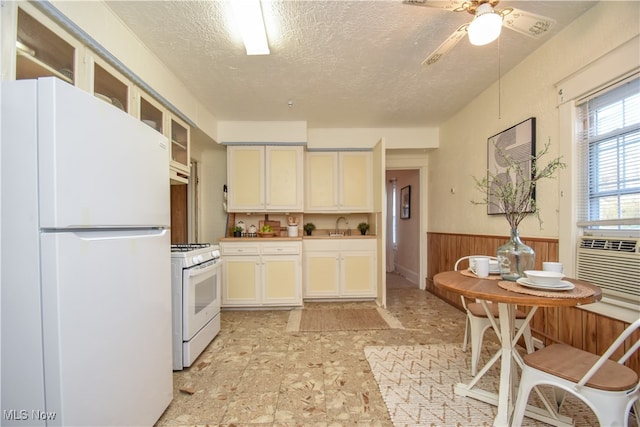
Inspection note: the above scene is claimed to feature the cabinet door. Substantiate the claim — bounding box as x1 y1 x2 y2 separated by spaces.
262 255 301 306
138 93 164 134
227 146 265 211
222 255 260 307
340 251 376 297
169 116 190 178
15 6 78 85
303 252 340 298
339 152 373 212
266 146 303 212
92 58 130 114
305 152 339 212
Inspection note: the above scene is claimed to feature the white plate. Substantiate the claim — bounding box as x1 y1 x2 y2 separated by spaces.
516 278 575 291
142 119 158 130
489 268 500 274
95 93 112 104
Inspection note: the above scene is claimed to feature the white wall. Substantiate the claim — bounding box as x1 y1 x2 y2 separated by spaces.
218 121 307 144
217 123 439 150
308 127 438 150
190 131 227 244
428 2 640 241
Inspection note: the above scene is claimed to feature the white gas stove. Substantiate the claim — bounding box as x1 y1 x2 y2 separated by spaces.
170 243 222 370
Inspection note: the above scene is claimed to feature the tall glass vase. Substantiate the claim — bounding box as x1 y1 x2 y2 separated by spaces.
497 228 535 281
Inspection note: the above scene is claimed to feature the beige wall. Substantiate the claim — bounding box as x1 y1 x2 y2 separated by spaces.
427 2 640 241
190 130 227 244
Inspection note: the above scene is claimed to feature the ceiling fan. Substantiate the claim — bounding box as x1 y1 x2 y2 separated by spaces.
403 0 556 65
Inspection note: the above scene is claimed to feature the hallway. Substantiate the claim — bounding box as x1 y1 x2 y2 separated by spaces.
386 271 420 289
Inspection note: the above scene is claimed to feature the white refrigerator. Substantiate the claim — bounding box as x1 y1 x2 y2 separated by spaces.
1 78 173 426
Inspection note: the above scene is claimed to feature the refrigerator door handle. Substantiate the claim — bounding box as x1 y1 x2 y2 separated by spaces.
54 228 169 240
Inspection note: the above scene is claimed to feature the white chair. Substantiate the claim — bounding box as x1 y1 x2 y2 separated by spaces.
454 256 535 376
511 319 640 427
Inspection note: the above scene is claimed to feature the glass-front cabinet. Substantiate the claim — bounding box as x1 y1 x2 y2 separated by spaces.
93 60 129 113
139 94 164 134
7 2 191 185
169 117 190 183
15 6 77 85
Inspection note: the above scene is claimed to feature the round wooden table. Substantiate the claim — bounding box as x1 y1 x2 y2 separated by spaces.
434 271 602 427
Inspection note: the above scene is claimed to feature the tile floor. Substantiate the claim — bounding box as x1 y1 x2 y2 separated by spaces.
156 273 466 426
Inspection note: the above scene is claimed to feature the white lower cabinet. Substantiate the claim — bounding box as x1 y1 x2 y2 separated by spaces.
221 241 302 308
303 239 376 299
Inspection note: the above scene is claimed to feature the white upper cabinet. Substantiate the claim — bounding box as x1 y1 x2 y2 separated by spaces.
14 6 80 86
227 146 265 211
169 116 190 182
305 151 373 212
227 145 303 212
9 3 191 185
92 58 131 114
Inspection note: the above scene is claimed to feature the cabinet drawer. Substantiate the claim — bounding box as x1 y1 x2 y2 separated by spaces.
340 239 376 251
303 240 338 252
261 242 301 255
220 243 260 255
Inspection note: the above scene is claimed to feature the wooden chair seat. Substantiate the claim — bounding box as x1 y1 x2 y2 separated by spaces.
524 343 638 391
512 319 640 427
466 302 528 319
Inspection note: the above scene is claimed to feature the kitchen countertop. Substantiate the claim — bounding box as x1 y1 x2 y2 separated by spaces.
302 234 376 239
219 235 376 242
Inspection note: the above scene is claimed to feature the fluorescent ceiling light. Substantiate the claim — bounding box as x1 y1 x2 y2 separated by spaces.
231 0 270 55
467 3 502 46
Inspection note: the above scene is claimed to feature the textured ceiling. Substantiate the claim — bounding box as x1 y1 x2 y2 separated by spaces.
105 1 596 128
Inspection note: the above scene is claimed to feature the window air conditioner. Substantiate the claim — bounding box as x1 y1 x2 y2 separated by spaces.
576 236 640 307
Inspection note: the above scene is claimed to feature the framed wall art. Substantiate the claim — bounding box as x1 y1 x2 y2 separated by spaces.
487 117 536 215
400 185 411 219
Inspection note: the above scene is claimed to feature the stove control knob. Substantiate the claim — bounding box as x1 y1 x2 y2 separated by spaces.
192 255 202 264
211 249 221 259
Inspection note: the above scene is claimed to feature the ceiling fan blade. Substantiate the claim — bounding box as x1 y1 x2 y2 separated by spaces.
500 7 556 39
422 23 468 66
402 0 467 11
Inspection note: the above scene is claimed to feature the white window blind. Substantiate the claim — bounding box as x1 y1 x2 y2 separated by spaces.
576 76 640 232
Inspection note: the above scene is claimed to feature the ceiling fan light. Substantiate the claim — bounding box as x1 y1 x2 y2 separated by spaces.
468 4 502 46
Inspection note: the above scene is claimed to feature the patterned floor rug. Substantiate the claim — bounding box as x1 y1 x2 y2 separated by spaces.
364 342 607 427
286 307 403 332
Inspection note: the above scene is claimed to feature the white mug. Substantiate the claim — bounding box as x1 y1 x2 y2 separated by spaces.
471 257 490 278
543 262 564 273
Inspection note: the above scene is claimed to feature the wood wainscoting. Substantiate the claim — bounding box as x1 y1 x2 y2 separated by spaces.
426 232 639 374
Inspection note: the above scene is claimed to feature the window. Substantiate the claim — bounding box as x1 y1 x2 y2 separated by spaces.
577 76 640 233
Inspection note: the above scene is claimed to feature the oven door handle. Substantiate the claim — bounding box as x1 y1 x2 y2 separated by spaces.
187 261 220 277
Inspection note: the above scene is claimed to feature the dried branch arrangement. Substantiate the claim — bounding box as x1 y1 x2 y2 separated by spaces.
472 139 566 229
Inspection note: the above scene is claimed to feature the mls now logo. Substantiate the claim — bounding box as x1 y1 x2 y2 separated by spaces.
3 409 57 421
3 410 28 421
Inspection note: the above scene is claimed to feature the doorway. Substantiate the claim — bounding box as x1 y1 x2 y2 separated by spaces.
385 169 420 286
170 184 187 244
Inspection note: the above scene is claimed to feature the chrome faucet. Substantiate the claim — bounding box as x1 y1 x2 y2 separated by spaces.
335 216 349 235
